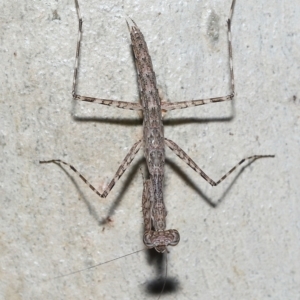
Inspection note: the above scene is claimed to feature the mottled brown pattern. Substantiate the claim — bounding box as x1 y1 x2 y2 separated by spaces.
40 0 274 256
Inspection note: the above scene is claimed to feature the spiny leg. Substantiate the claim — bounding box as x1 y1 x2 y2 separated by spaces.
142 179 153 234
40 139 142 198
165 138 274 187
161 0 236 112
72 0 142 111
142 178 180 253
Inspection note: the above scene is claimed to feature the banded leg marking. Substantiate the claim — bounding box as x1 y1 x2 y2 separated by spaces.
165 138 274 187
72 0 142 111
40 139 142 198
161 1 236 112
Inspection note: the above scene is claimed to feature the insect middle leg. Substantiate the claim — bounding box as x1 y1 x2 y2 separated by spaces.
165 138 275 187
40 139 142 198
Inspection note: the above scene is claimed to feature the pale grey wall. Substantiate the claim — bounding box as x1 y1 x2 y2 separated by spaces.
1 0 299 299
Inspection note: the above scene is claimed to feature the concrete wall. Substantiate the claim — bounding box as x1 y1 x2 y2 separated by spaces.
1 0 299 299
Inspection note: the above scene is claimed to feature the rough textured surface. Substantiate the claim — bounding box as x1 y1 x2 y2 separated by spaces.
1 0 299 299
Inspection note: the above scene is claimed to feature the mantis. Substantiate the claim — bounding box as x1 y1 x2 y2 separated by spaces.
40 0 274 256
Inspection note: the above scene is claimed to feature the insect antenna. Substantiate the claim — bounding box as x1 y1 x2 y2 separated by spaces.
49 248 146 280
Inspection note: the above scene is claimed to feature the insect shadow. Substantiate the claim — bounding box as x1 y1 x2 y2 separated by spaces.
53 117 261 298
145 248 179 296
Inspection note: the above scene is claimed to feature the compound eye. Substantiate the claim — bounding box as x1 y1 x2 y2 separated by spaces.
143 232 154 248
170 230 180 246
